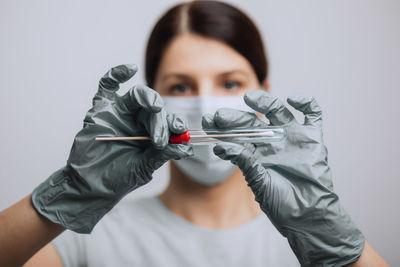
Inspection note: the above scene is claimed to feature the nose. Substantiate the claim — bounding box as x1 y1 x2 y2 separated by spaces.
196 79 214 96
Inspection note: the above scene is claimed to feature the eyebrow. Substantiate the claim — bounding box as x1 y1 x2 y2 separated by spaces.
160 73 192 82
160 69 250 82
217 69 250 78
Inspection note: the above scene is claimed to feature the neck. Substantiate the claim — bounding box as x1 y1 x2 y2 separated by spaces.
159 162 261 229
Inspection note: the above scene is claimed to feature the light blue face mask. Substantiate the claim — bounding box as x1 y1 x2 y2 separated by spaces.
163 96 254 186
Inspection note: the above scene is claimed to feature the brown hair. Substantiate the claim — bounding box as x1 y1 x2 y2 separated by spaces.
145 0 268 88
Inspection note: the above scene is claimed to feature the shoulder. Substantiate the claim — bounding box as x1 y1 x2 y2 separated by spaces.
52 196 165 266
54 196 162 244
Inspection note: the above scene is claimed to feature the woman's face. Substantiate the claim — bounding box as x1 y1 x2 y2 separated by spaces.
153 33 265 96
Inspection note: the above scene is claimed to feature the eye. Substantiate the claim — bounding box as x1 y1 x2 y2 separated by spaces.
169 84 190 94
223 80 240 91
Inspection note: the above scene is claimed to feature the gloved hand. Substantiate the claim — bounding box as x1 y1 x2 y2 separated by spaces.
202 90 365 266
32 64 193 234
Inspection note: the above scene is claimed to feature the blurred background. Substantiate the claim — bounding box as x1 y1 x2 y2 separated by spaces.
0 0 399 264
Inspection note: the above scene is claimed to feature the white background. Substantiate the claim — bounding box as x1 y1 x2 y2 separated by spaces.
1 0 399 265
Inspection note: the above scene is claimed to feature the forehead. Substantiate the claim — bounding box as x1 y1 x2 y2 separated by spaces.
157 33 255 75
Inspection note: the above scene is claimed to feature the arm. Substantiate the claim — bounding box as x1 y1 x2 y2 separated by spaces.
205 90 389 266
0 194 64 267
347 242 389 266
23 243 63 267
1 64 192 266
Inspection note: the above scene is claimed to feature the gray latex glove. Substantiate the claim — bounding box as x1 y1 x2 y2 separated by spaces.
202 90 365 266
32 64 193 233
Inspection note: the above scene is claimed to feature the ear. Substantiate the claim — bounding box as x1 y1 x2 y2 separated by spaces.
261 79 270 92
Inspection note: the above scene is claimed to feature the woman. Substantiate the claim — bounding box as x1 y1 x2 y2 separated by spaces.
0 1 388 266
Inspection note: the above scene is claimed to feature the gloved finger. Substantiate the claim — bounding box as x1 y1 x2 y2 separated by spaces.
163 144 194 160
287 94 323 127
148 109 169 148
134 108 168 148
167 113 188 134
97 64 138 100
119 84 164 113
244 90 295 125
202 108 268 130
201 113 217 129
119 85 167 148
143 144 194 171
213 142 271 188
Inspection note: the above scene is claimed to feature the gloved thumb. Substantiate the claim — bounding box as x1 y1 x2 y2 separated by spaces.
213 142 268 183
142 144 194 172
213 142 272 204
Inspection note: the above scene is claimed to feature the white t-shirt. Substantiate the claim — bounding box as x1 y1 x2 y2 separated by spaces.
52 197 299 267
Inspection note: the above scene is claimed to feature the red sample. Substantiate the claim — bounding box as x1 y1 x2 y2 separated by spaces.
169 130 191 144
